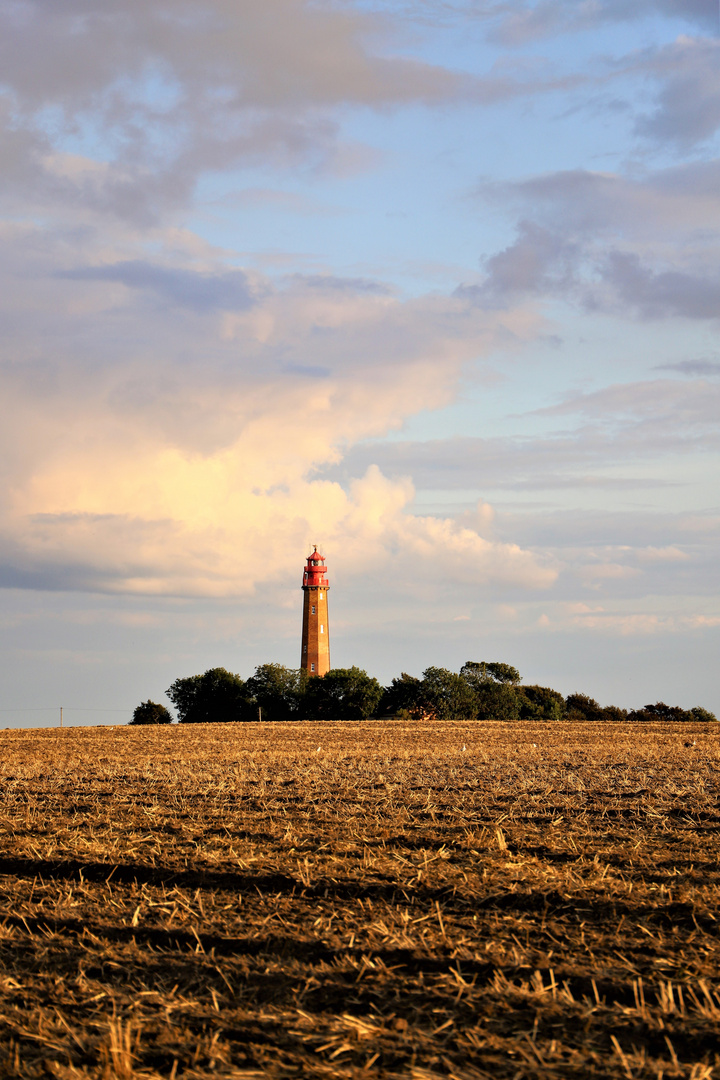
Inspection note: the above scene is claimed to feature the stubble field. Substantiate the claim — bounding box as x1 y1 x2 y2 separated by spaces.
0 720 718 1080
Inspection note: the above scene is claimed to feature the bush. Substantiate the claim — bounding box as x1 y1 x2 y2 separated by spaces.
130 700 173 725
392 707 419 723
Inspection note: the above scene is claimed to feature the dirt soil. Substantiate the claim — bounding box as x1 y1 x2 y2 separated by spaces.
0 720 718 1079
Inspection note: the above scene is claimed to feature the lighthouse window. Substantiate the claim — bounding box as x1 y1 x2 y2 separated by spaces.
319 592 323 599
311 663 315 672
311 605 315 614
320 624 324 634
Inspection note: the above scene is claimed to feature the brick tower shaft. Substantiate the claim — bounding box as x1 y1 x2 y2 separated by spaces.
301 547 330 676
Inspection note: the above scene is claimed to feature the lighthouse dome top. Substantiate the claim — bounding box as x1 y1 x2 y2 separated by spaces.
302 546 330 589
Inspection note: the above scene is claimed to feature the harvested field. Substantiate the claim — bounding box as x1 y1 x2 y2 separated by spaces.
0 720 719 1080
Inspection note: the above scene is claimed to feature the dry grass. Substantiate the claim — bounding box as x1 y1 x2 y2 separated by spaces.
0 720 718 1078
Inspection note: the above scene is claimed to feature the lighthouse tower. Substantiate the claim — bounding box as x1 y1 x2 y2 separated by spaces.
301 547 330 676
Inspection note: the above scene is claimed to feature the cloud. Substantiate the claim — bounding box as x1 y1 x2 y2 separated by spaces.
0 1 461 112
537 378 720 424
0 0 563 227
296 274 393 296
635 546 689 562
464 219 720 321
477 0 718 46
563 610 720 636
485 161 720 240
656 359 720 376
600 251 720 320
284 363 332 378
633 37 720 150
336 377 720 496
0 457 556 599
456 220 580 304
0 222 554 598
471 160 720 320
59 260 258 312
0 0 624 229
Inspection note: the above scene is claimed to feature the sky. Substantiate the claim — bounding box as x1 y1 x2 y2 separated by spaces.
1 0 719 726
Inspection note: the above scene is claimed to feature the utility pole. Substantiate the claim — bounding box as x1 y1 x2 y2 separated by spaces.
60 706 63 728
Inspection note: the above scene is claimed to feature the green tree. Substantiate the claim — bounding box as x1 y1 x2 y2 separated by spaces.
474 680 521 722
567 693 628 721
517 685 565 722
130 700 172 725
690 706 717 723
460 660 521 687
302 667 383 722
378 673 424 717
459 660 521 721
245 663 305 722
166 667 252 724
628 702 692 722
418 667 478 722
566 693 607 722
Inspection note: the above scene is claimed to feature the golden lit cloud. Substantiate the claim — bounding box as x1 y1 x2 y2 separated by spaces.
0 239 554 597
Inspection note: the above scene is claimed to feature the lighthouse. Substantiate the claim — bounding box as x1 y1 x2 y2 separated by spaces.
301 547 330 676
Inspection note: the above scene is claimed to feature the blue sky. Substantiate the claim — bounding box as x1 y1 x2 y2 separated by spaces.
0 0 718 725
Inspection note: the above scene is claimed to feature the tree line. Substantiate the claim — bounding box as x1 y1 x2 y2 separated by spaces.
131 661 716 725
